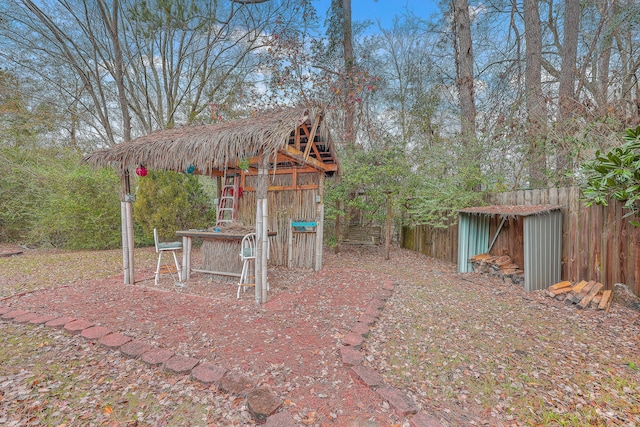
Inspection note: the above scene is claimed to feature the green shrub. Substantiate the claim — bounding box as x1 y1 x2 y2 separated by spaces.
580 125 640 226
0 147 123 248
133 170 215 240
27 157 122 249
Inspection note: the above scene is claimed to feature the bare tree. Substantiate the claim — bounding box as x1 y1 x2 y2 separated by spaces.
452 0 476 140
0 0 310 146
524 0 547 187
556 0 581 183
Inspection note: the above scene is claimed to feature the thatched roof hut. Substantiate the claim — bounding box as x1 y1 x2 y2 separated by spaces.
84 106 337 176
84 106 338 303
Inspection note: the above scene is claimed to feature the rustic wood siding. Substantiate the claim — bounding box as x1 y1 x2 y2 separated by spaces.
402 187 640 295
401 216 458 263
239 172 320 268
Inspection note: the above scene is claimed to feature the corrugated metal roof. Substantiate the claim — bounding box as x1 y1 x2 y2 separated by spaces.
458 204 562 217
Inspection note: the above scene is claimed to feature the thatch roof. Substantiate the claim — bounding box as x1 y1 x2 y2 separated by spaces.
84 106 334 175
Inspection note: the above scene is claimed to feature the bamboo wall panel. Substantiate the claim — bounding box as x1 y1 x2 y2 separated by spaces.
403 187 640 295
238 172 320 269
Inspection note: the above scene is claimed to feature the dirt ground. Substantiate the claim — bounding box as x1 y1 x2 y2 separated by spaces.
1 243 640 426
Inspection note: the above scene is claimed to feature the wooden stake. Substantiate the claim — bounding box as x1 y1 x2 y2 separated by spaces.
598 289 613 311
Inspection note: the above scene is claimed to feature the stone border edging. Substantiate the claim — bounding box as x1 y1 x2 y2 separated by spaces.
0 277 443 426
339 280 444 427
0 306 282 421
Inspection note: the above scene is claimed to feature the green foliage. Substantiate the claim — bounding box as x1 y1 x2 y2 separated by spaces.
0 70 58 149
407 141 486 227
580 125 640 225
30 165 122 249
325 145 413 225
133 170 215 240
0 148 47 241
0 147 122 248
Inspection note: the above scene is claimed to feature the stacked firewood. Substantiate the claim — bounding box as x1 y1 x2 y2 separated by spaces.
546 280 613 311
470 253 524 285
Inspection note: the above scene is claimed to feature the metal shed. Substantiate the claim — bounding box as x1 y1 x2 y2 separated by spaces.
458 205 563 292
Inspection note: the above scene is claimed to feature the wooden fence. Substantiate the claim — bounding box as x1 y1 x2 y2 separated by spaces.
401 187 640 296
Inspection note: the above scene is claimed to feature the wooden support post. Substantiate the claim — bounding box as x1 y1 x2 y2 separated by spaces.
288 219 293 268
261 197 268 303
385 193 391 261
120 201 130 284
126 198 134 282
315 203 324 271
315 173 324 271
255 162 268 304
120 170 134 285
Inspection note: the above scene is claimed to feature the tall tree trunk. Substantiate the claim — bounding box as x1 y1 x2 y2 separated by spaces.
452 0 476 140
334 0 355 253
557 0 580 184
342 0 355 145
524 0 547 187
597 0 614 114
97 0 131 142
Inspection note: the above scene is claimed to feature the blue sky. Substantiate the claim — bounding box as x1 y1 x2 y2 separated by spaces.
313 0 440 30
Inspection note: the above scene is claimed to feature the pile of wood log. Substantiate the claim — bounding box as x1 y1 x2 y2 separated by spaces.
469 253 524 285
546 280 613 311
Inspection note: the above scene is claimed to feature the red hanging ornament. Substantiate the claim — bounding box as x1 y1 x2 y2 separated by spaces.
135 165 147 177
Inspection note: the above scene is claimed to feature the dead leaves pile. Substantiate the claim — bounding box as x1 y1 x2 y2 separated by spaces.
355 248 640 426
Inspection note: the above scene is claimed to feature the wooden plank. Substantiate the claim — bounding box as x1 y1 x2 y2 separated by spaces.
548 280 572 291
578 282 603 309
569 280 597 304
547 286 574 297
470 253 491 261
303 115 320 159
570 280 589 293
598 289 613 310
565 280 590 304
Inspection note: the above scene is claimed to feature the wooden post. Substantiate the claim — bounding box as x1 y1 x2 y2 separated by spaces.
126 197 134 281
255 194 263 304
120 201 130 284
261 197 268 303
255 162 268 304
315 173 325 271
315 203 324 270
120 170 134 284
385 193 391 261
288 219 293 268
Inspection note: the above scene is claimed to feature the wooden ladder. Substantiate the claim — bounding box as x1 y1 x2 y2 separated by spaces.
216 172 239 226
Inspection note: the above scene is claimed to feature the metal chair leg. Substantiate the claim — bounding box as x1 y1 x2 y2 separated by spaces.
155 252 163 285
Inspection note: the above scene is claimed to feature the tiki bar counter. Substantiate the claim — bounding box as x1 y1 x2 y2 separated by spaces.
84 106 338 303
176 227 276 282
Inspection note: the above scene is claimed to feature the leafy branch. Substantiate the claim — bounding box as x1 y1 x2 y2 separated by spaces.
580 125 640 226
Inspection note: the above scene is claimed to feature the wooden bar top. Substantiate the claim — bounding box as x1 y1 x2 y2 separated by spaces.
176 229 276 240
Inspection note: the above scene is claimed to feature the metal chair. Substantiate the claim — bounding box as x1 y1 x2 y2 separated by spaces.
154 228 182 286
237 232 256 298
237 232 271 298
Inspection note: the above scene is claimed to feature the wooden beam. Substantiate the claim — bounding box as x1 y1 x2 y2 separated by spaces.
303 115 320 160
244 184 320 192
242 166 319 176
282 145 338 172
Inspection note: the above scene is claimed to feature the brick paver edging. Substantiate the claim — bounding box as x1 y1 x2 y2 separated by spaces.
0 278 440 425
339 280 445 427
0 305 282 421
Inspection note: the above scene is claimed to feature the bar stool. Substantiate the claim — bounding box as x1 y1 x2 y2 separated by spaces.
154 228 182 285
237 233 256 298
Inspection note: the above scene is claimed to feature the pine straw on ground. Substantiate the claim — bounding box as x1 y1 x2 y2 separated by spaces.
1 243 640 426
